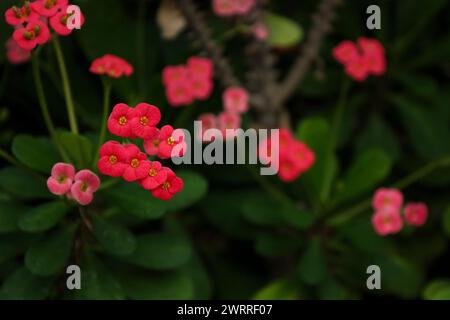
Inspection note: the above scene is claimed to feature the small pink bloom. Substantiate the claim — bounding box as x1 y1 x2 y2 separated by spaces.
5 4 39 26
151 168 183 201
358 37 384 58
166 81 194 107
223 87 249 114
70 169 100 206
372 208 403 236
6 38 31 65
107 103 134 138
143 129 161 156
31 0 68 17
49 8 85 36
404 202 428 226
190 77 213 100
47 162 75 195
218 111 241 139
212 0 235 16
197 113 218 142
252 22 268 40
187 56 213 80
97 141 127 177
288 140 315 172
129 103 161 139
278 157 301 183
233 0 256 15
90 54 134 78
162 65 189 86
122 144 151 182
333 40 359 65
372 188 403 212
157 125 186 159
139 161 167 190
13 20 51 51
345 56 370 82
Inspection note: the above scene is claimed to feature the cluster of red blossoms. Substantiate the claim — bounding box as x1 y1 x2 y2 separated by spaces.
97 103 185 201
162 56 214 107
371 188 428 236
259 128 315 183
213 0 256 16
333 37 386 81
4 0 84 52
90 54 134 79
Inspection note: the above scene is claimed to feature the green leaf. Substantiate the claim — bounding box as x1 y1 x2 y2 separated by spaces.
59 131 93 168
442 205 450 237
423 279 450 300
12 135 59 174
265 12 303 48
0 201 25 234
124 233 191 270
166 171 208 211
104 183 167 220
297 117 338 204
0 167 51 200
91 215 136 257
0 267 54 300
297 238 327 286
333 149 391 205
25 225 76 276
253 278 300 300
0 234 35 264
254 232 301 258
19 201 68 233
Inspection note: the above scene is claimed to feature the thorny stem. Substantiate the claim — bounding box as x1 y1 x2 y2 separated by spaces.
92 78 112 169
31 53 69 162
326 155 450 227
276 0 344 107
52 36 79 134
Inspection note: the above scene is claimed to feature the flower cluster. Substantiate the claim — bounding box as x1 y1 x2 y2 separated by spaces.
333 37 386 81
371 188 428 236
47 163 100 206
163 56 214 107
212 0 255 16
259 128 315 183
5 0 85 52
90 54 134 78
98 103 185 201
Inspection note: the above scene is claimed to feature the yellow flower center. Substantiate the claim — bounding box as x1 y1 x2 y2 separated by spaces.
80 182 88 192
162 182 170 191
118 116 127 125
57 175 67 184
167 137 175 146
140 116 148 126
148 168 157 177
45 0 57 9
109 155 117 164
130 158 139 168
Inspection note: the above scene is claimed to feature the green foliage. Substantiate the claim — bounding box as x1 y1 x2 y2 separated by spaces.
19 202 69 233
59 132 93 168
12 135 59 174
265 13 303 48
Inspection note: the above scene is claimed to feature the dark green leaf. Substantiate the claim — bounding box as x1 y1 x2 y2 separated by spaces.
59 131 93 168
0 234 35 264
0 201 25 234
253 278 300 300
19 201 68 233
0 267 54 300
0 167 51 200
166 170 208 211
12 135 59 174
297 238 327 285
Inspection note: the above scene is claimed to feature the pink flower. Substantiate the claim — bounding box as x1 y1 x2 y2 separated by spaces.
197 113 217 142
107 103 134 138
218 111 241 139
190 77 213 100
47 162 75 195
49 8 85 36
223 87 249 114
278 157 301 183
289 140 315 172
332 40 359 65
129 103 161 139
143 130 161 156
157 125 186 159
187 56 213 80
358 38 386 76
162 65 189 86
166 81 194 107
233 0 256 15
12 20 51 51
31 0 68 17
372 188 403 212
5 4 39 26
404 202 428 226
212 0 235 16
70 169 101 206
151 168 183 200
122 144 151 182
90 54 134 78
345 56 370 82
6 37 31 65
372 208 403 236
97 141 127 177
252 22 268 40
139 161 167 190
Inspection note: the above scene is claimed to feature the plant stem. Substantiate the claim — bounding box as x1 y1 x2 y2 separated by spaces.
92 78 112 169
329 78 351 150
326 155 450 227
52 36 78 134
31 53 69 162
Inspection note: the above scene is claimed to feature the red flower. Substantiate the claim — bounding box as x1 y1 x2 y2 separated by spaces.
139 161 167 190
223 86 249 114
289 140 315 172
47 162 75 195
97 141 127 177
372 208 403 236
90 54 134 78
122 144 151 182
162 65 189 86
404 202 428 226
358 38 386 75
49 8 85 36
190 77 213 100
197 113 218 142
187 56 213 80
107 103 134 138
13 19 51 51
157 125 186 159
166 81 194 107
143 129 161 156
151 168 183 200
129 103 161 139
5 3 39 26
372 188 403 212
332 40 359 65
218 111 241 139
345 56 369 82
31 0 68 17
6 37 31 65
70 169 101 206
